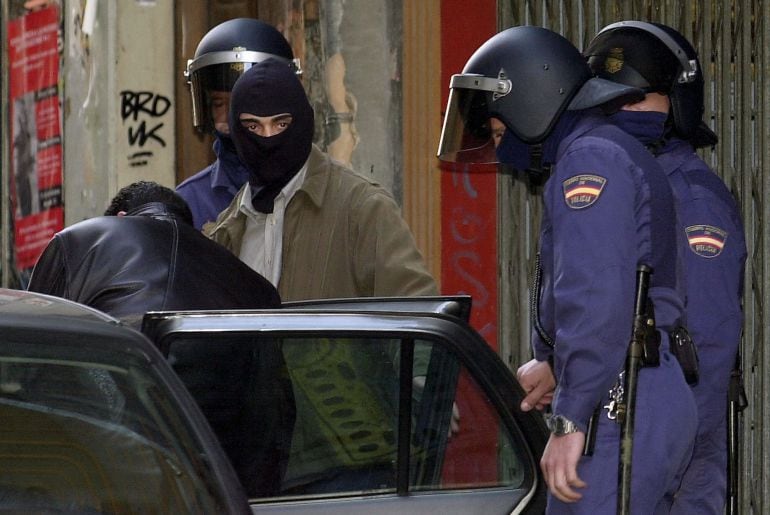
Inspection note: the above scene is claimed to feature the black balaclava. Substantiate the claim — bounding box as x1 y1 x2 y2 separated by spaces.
229 59 314 212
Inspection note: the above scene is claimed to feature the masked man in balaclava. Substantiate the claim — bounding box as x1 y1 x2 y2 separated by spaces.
204 58 437 495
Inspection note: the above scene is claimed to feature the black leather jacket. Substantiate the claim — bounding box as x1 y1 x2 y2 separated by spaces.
27 202 280 328
27 202 292 497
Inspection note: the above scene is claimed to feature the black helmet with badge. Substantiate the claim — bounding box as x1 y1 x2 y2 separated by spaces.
583 21 717 147
437 25 645 164
186 18 300 132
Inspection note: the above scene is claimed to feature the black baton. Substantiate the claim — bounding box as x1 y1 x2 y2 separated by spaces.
617 264 656 515
727 351 748 514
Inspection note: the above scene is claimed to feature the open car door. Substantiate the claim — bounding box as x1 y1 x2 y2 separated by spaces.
142 296 547 514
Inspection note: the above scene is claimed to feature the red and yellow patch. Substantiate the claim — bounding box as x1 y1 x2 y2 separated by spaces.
562 174 607 209
686 224 727 258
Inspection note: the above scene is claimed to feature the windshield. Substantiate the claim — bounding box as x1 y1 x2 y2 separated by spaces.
0 339 230 514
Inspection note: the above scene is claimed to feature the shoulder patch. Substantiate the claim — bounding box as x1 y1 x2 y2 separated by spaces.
685 225 728 258
562 174 607 209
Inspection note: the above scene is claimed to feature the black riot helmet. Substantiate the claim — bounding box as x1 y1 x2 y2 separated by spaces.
437 26 645 163
186 18 300 132
584 21 717 147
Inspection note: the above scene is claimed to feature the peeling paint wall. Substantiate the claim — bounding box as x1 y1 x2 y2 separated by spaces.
63 0 175 225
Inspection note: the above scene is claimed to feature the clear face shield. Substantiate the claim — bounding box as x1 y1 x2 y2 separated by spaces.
186 50 301 132
436 73 512 164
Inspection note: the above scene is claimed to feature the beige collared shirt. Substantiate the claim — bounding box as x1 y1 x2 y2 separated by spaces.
238 163 308 286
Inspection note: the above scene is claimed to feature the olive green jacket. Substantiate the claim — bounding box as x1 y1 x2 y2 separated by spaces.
204 145 437 301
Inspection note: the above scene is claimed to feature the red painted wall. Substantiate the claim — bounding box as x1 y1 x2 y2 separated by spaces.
439 0 499 484
439 0 498 351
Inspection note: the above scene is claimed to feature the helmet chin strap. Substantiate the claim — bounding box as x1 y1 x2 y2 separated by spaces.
645 133 669 156
525 144 552 186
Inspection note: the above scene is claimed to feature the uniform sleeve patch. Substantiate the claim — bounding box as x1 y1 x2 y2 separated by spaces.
562 174 607 209
686 224 728 258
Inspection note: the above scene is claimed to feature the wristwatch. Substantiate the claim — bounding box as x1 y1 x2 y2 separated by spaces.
547 414 580 435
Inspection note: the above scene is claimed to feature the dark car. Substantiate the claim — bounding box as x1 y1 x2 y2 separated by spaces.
0 289 250 514
0 290 546 514
142 296 549 514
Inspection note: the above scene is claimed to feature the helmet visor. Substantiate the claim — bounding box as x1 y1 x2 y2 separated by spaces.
437 74 508 164
189 62 255 131
187 51 300 131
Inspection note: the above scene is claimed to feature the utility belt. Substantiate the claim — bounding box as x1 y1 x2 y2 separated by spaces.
603 326 699 423
531 254 697 385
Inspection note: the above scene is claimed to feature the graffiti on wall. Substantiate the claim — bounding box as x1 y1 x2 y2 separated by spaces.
444 163 497 343
119 90 170 167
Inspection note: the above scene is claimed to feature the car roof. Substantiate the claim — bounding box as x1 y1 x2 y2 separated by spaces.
0 288 118 323
0 288 156 364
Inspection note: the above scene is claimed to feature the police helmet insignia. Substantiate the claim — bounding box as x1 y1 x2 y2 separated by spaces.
562 174 607 209
230 46 247 73
686 224 727 258
605 47 624 74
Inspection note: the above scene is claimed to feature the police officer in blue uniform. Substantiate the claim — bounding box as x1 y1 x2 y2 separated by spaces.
177 18 300 229
437 25 697 513
585 22 747 514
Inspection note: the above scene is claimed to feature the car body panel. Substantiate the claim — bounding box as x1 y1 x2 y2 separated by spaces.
253 488 533 514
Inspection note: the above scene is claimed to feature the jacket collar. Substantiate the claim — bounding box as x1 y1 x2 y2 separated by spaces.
126 202 187 223
203 144 329 235
204 187 248 237
294 144 329 209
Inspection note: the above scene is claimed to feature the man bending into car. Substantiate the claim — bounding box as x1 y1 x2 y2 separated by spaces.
27 180 294 498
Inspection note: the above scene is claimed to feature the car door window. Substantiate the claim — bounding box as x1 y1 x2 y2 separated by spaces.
280 337 400 495
165 333 529 502
410 340 526 493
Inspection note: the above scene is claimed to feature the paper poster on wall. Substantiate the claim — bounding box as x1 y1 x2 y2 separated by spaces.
7 5 63 277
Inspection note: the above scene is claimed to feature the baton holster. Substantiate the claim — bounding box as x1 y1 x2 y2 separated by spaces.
669 326 700 385
640 299 660 367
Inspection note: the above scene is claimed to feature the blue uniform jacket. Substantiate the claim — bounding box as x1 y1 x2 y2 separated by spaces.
658 138 746 433
176 137 251 230
532 114 686 431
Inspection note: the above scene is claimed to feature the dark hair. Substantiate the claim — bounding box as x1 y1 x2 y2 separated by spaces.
104 181 194 225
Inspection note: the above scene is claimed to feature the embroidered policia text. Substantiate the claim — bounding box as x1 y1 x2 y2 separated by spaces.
562 174 607 209
685 224 728 258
